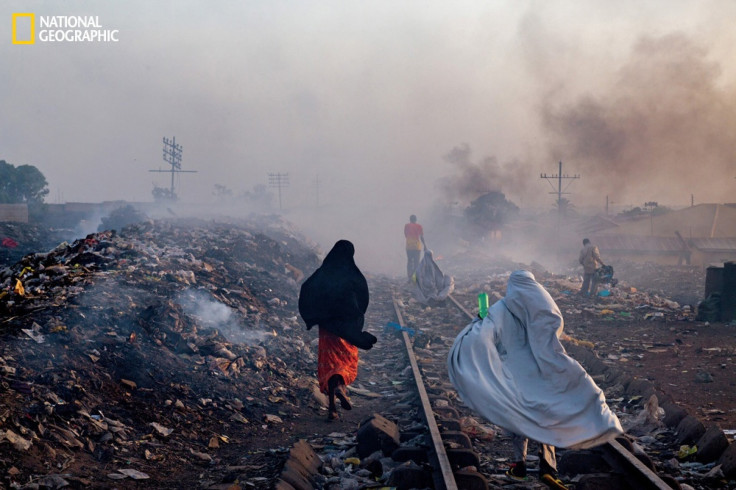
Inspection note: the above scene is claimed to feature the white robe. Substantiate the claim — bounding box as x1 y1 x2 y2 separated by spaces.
447 270 623 449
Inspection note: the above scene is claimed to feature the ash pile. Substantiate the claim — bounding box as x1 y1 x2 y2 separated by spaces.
0 216 323 488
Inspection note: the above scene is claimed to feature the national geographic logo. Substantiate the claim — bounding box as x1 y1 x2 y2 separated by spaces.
11 13 34 44
11 13 119 44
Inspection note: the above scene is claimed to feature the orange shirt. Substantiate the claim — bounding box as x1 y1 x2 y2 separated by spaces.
404 222 423 250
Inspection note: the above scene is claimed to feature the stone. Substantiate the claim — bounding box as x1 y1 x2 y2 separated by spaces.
289 440 322 474
661 401 688 428
695 425 729 463
437 418 461 431
274 482 295 490
441 431 472 449
573 473 629 490
283 459 312 482
387 461 432 489
446 448 480 468
675 416 706 445
453 468 489 490
279 465 312 490
433 406 459 419
717 442 736 478
625 378 656 400
558 450 611 475
391 446 428 464
357 413 400 458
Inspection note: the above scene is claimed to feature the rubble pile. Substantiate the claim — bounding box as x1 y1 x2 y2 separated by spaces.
450 270 696 325
0 223 70 269
612 261 706 307
0 217 323 488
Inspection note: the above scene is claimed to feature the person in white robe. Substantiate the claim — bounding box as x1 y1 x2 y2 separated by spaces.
447 270 622 486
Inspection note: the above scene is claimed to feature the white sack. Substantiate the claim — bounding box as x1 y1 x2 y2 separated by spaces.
413 250 454 304
447 270 622 449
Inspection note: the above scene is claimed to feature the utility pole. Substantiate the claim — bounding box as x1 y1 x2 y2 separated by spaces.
540 161 580 218
149 136 197 200
644 201 658 236
268 172 289 210
540 161 580 261
606 195 615 216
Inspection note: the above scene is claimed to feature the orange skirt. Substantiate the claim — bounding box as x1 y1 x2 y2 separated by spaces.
318 328 359 394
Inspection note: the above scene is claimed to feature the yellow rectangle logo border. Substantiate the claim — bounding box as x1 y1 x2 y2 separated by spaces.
12 13 35 45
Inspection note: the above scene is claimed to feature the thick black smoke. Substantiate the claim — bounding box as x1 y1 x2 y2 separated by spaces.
438 143 531 205
542 33 736 207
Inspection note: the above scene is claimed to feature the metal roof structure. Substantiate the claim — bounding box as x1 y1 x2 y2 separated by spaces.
611 204 736 239
592 235 686 254
588 204 736 255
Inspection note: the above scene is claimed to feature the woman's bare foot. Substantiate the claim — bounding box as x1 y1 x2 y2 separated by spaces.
335 385 352 410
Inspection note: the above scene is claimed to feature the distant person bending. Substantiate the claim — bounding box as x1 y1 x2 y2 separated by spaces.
298 240 377 420
579 238 605 297
404 214 426 281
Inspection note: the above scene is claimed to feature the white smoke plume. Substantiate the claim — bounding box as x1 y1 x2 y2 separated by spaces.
178 289 270 345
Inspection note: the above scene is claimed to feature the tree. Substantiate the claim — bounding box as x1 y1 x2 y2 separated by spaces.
464 191 519 235
619 204 671 218
98 205 148 232
552 197 577 218
0 160 49 204
152 185 177 202
240 184 274 210
213 184 233 200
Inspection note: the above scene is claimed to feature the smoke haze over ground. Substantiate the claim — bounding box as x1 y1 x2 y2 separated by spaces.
2 1 735 274
542 33 736 209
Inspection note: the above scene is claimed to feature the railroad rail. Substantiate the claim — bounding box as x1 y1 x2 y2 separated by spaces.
392 297 458 490
390 291 677 490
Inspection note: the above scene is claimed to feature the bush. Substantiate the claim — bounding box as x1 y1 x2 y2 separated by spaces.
98 205 148 232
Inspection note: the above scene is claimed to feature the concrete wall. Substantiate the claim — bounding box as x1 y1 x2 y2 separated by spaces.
0 204 29 223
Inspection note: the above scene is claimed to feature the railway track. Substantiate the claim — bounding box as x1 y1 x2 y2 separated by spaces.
385 287 680 490
276 273 722 489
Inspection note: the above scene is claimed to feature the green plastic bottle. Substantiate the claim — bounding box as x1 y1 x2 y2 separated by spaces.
478 292 489 319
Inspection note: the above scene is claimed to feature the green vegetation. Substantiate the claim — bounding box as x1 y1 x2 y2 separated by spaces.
0 160 49 205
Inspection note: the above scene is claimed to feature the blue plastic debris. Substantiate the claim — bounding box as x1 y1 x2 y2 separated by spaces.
384 322 416 337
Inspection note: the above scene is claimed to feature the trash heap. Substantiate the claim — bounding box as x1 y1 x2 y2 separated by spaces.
0 217 323 487
0 222 70 269
448 262 703 325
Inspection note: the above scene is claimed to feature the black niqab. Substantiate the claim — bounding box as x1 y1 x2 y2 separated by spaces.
298 240 377 350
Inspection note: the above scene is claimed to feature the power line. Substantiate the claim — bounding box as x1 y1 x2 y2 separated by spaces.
149 136 197 200
268 172 289 210
540 161 580 217
540 161 580 260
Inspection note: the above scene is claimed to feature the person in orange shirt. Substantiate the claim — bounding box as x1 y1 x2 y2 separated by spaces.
404 214 426 281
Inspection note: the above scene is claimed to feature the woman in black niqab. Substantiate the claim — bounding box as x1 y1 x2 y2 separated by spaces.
299 240 376 349
298 240 377 419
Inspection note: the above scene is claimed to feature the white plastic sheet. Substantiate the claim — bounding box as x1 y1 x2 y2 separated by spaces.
447 270 623 449
413 250 454 304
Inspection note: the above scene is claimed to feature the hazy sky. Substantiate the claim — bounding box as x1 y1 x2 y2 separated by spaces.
2 1 735 214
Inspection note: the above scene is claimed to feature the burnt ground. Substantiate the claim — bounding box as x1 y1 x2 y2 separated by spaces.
0 219 735 489
561 263 736 433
